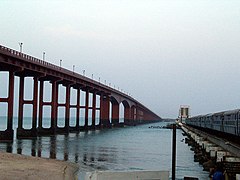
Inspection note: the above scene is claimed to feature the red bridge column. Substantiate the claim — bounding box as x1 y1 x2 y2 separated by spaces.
17 76 24 132
38 80 44 131
124 106 131 125
84 89 89 130
0 71 15 142
112 103 119 127
50 80 58 134
7 71 15 137
64 85 70 133
125 106 135 126
76 88 80 131
91 91 96 129
136 108 144 124
32 77 38 133
100 93 111 128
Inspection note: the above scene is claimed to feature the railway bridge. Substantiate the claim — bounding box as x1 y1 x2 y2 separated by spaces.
0 45 161 142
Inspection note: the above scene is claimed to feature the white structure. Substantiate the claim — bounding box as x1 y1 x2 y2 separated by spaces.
83 171 169 180
178 105 190 122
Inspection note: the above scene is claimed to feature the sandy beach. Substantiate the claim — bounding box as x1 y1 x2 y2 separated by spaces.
0 151 79 180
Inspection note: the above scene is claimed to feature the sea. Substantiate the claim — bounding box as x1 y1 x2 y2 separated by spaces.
0 117 209 180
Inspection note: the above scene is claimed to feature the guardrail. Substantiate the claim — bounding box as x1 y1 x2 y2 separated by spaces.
0 44 130 97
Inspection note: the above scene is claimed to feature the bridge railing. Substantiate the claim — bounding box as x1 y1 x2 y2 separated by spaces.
0 45 128 95
0 45 60 69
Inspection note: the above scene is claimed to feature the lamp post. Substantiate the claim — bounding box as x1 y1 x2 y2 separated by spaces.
60 59 62 69
83 70 85 76
19 42 23 53
92 74 93 79
43 52 45 61
73 65 75 74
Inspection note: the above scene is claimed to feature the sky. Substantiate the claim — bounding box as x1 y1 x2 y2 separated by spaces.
0 0 240 118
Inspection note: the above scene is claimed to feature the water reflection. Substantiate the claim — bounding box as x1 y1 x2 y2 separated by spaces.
0 123 210 179
1 130 121 170
17 140 22 154
1 132 119 173
0 131 116 168
31 139 37 157
49 136 56 159
6 142 12 153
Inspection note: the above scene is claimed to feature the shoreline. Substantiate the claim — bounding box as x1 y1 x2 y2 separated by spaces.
0 151 79 180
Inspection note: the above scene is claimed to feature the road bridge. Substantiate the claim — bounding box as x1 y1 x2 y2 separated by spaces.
0 45 161 142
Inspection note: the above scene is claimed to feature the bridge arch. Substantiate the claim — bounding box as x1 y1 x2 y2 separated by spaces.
109 96 132 126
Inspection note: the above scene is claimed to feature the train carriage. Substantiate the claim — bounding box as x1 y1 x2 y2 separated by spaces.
205 113 213 130
186 109 240 137
211 111 224 132
200 115 206 128
223 109 240 136
195 115 202 127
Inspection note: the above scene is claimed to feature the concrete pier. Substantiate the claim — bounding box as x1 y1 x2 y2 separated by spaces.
180 123 240 179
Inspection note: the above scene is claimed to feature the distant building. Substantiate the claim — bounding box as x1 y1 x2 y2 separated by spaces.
178 105 190 122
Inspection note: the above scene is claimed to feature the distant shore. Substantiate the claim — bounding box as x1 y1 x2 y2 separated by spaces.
0 151 79 180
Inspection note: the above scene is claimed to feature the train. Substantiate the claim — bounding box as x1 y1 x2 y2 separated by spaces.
185 109 240 137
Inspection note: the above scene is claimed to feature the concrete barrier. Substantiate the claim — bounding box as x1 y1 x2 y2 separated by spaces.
83 170 169 180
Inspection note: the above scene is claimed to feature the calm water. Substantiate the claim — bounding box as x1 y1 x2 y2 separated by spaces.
0 118 209 179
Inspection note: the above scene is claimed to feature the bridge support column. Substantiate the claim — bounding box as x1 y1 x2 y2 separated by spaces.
17 76 24 135
64 85 70 133
50 81 58 134
125 106 135 126
112 103 120 127
100 94 111 128
38 80 44 134
32 77 38 134
0 71 15 142
17 76 38 139
84 89 89 130
136 108 141 125
91 91 96 129
75 88 81 131
124 106 131 126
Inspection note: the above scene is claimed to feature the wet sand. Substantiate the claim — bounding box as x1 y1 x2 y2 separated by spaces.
0 151 79 180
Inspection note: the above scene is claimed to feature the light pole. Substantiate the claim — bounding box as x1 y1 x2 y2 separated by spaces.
60 59 62 69
43 52 45 61
92 74 93 79
99 77 100 83
19 42 23 53
73 65 75 74
83 70 85 76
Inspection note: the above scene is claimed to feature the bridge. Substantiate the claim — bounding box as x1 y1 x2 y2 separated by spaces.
0 44 161 142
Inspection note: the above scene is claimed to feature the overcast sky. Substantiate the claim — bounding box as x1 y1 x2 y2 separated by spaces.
1 0 240 118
